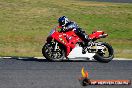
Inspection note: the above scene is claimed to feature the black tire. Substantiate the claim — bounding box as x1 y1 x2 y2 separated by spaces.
42 43 65 62
93 42 114 63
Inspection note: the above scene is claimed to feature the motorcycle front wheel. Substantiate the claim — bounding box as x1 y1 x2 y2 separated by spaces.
42 42 65 61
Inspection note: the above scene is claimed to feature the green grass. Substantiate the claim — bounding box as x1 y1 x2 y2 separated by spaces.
0 0 132 58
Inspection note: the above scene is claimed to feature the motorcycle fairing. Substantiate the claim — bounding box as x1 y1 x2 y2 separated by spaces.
47 30 82 56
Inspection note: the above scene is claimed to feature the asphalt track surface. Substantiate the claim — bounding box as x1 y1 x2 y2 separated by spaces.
0 58 132 88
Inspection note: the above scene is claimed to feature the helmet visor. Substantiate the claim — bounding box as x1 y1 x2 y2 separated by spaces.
59 21 65 26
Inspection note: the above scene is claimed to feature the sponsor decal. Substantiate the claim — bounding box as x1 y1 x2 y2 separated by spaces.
79 67 131 86
59 37 66 44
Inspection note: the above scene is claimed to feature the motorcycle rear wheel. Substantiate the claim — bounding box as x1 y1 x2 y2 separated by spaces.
93 42 114 63
42 43 65 61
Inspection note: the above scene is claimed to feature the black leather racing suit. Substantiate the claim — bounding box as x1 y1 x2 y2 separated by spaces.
60 21 90 43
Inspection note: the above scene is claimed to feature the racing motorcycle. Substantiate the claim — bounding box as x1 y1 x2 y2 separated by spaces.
42 27 114 63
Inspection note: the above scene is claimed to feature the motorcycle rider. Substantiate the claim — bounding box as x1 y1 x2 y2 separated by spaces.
57 16 91 54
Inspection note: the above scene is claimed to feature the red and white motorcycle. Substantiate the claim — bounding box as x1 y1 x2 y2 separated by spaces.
42 27 114 63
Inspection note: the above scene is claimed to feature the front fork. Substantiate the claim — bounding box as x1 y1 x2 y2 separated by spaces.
54 42 58 51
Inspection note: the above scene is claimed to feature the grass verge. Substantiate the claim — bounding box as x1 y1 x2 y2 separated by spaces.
0 0 132 58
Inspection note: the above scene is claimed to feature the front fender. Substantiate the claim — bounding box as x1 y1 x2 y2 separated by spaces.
46 36 53 43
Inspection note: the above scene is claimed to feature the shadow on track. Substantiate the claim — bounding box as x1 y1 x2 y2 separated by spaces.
0 56 97 62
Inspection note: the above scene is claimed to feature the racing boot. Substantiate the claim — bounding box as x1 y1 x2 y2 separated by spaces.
82 34 91 54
